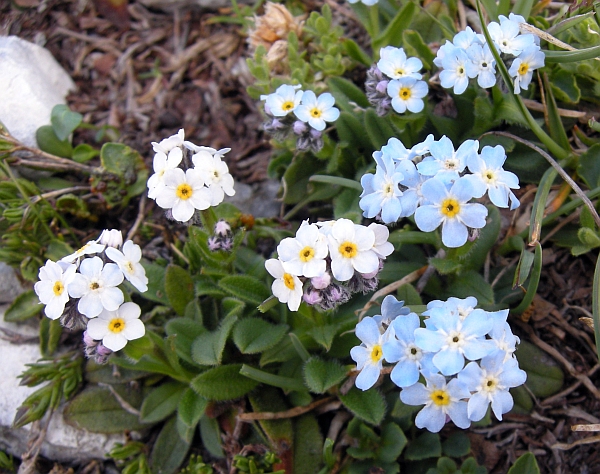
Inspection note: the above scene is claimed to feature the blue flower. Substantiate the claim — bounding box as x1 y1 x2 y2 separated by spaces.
350 317 392 390
373 295 410 328
414 176 488 248
486 309 520 361
383 312 437 388
465 43 497 89
380 135 434 163
359 152 405 223
387 77 428 114
458 353 527 421
465 145 520 209
377 47 423 80
400 374 471 432
414 306 495 375
439 47 474 95
417 136 476 183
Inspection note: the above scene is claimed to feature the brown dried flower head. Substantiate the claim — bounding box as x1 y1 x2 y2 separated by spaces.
248 2 303 51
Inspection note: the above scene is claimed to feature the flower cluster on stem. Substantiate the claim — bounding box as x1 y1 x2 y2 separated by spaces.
351 296 526 432
34 229 147 363
147 129 236 223
265 219 393 311
435 15 544 94
261 84 340 152
359 134 520 247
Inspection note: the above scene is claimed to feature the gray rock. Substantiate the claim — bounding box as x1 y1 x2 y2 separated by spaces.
0 36 76 147
225 180 281 218
0 308 125 464
0 263 26 304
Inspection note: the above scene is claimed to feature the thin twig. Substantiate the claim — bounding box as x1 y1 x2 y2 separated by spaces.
126 194 147 242
238 396 335 421
485 131 600 229
551 435 600 450
30 186 91 204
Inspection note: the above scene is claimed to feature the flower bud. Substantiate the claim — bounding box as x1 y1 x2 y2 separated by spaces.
98 229 123 248
311 272 331 290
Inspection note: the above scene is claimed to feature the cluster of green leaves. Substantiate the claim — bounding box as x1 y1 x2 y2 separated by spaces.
13 353 82 428
246 4 356 99
0 450 15 472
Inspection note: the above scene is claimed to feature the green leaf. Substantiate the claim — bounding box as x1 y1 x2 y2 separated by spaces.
36 125 73 158
72 143 99 163
50 104 82 141
293 414 323 474
544 44 600 63
140 261 169 304
150 417 190 474
309 175 363 192
232 318 289 354
402 30 435 69
191 313 238 366
515 341 564 398
507 452 540 474
364 108 395 150
343 38 372 66
550 69 581 103
512 242 542 314
177 388 207 428
239 364 305 392
446 270 494 305
307 324 340 351
39 317 62 357
165 317 205 365
63 386 147 433
327 77 370 111
404 432 442 460
218 275 270 306
374 1 417 50
339 387 386 425
199 416 225 458
140 381 186 423
377 422 407 463
164 264 194 316
190 364 258 401
303 357 347 394
578 144 600 189
442 431 470 457
542 74 571 151
55 194 91 219
4 290 41 322
429 257 462 275
336 111 369 152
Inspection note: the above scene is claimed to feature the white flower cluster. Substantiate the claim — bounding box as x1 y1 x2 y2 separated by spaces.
265 219 393 312
435 14 544 94
260 85 340 152
147 129 235 222
34 229 147 360
351 296 527 432
365 46 429 116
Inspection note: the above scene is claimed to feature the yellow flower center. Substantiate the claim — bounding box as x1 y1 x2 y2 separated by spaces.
108 318 125 333
441 198 460 218
399 87 412 100
90 282 100 290
518 62 529 75
383 183 395 197
299 246 315 262
283 273 296 290
457 66 465 75
370 344 383 363
431 389 450 406
310 108 322 118
484 170 496 183
339 241 358 259
53 281 64 296
176 183 193 200
395 68 405 77
281 100 295 111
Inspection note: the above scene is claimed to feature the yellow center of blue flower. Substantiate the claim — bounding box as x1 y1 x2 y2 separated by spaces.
176 183 193 200
370 344 383 363
310 108 322 118
441 198 460 218
431 389 450 406
281 100 294 111
399 87 412 100
518 62 529 75
300 246 315 262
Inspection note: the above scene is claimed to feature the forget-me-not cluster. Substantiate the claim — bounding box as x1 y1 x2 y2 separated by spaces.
435 14 544 94
359 134 520 247
350 295 527 432
365 46 429 116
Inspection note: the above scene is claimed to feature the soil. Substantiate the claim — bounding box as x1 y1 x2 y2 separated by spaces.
2 1 600 473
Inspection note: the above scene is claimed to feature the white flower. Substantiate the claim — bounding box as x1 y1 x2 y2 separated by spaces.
97 229 123 248
147 147 183 199
60 240 106 264
265 259 303 311
327 219 379 282
86 302 146 351
488 18 535 56
68 256 124 318
368 223 394 258
151 129 185 154
105 240 148 292
261 84 304 117
34 260 77 319
350 317 393 390
155 168 212 222
294 91 340 131
277 222 328 277
387 77 428 114
377 47 423 80
191 150 236 206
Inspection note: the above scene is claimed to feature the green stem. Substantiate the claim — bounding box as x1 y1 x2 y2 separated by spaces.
370 4 380 40
593 252 600 362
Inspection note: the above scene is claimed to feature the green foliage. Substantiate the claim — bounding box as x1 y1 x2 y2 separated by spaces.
303 356 347 394
191 364 258 401
339 387 386 425
507 452 540 474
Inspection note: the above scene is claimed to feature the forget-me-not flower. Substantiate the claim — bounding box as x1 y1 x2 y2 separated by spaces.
508 44 545 94
387 77 428 114
439 47 475 95
417 136 476 184
359 152 405 223
351 316 392 390
294 91 340 131
377 47 423 80
414 177 488 248
262 84 304 117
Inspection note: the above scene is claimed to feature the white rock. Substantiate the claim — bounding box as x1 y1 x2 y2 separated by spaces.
0 307 125 463
0 262 26 304
0 36 75 147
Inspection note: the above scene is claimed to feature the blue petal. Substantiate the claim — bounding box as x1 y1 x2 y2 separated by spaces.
390 359 420 388
432 348 465 375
